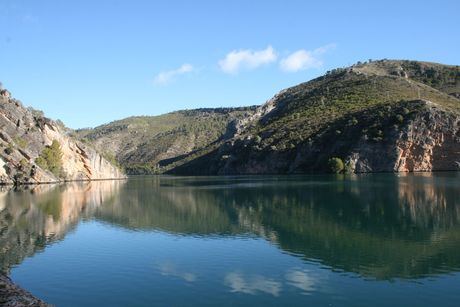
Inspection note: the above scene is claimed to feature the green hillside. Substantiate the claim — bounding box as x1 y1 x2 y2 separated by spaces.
79 60 460 175
170 60 460 174
76 107 256 174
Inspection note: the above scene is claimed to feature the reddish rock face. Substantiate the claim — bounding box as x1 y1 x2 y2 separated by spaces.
394 103 460 172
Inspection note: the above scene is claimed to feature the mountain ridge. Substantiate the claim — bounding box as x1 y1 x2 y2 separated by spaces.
75 59 459 175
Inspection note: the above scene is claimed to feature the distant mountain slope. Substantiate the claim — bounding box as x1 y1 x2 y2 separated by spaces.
79 59 460 175
0 88 124 184
170 60 460 174
76 107 257 174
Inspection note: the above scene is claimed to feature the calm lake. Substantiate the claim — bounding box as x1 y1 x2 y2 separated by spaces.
1 174 460 306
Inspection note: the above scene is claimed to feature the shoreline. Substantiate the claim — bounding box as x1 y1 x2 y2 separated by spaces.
0 176 128 187
0 274 48 306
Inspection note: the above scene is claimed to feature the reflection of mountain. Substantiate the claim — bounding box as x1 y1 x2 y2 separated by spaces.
0 180 124 273
242 174 460 280
92 177 243 235
93 174 460 280
1 174 460 280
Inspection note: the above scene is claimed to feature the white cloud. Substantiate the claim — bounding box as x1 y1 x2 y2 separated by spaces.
280 44 336 73
219 46 277 74
280 50 322 72
153 63 194 85
312 43 336 55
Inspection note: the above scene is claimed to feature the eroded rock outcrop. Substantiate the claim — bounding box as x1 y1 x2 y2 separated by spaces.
394 103 460 171
346 101 460 173
0 90 125 184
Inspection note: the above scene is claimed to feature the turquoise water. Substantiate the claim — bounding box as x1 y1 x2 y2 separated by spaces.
1 174 460 306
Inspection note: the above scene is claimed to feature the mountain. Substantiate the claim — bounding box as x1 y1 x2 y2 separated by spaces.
170 60 460 174
76 107 257 174
80 60 460 175
0 88 125 184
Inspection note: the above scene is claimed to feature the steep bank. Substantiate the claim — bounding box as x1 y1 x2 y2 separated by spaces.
0 89 125 184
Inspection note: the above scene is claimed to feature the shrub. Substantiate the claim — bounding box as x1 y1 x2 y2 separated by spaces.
101 151 121 168
35 140 63 177
349 117 358 126
328 157 344 173
14 137 28 149
395 114 404 123
4 143 14 155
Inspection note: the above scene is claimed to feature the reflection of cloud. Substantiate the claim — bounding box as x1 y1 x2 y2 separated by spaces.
224 272 281 297
156 261 196 282
285 270 316 293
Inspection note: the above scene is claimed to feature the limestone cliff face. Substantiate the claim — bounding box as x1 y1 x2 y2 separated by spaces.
0 90 125 184
394 104 460 172
347 101 460 173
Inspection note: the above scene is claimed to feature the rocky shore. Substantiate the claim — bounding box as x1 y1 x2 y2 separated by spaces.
0 274 48 306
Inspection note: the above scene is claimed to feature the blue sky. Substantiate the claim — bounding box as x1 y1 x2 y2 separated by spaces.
1 0 459 128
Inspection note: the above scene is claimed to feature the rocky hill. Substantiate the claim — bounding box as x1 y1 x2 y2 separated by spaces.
76 107 257 174
78 60 460 175
169 60 460 174
0 88 125 184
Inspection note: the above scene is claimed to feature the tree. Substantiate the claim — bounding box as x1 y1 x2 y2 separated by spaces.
35 140 63 177
328 157 344 174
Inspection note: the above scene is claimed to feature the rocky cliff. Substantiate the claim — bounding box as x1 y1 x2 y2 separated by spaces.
0 89 125 184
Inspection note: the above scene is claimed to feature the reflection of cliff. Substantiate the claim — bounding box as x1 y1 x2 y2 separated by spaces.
0 180 124 273
94 174 460 280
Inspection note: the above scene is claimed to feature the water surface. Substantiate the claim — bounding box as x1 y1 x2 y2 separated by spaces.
1 174 460 306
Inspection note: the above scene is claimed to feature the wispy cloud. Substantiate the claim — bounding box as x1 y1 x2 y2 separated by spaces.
219 46 277 74
153 63 194 85
280 44 336 72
